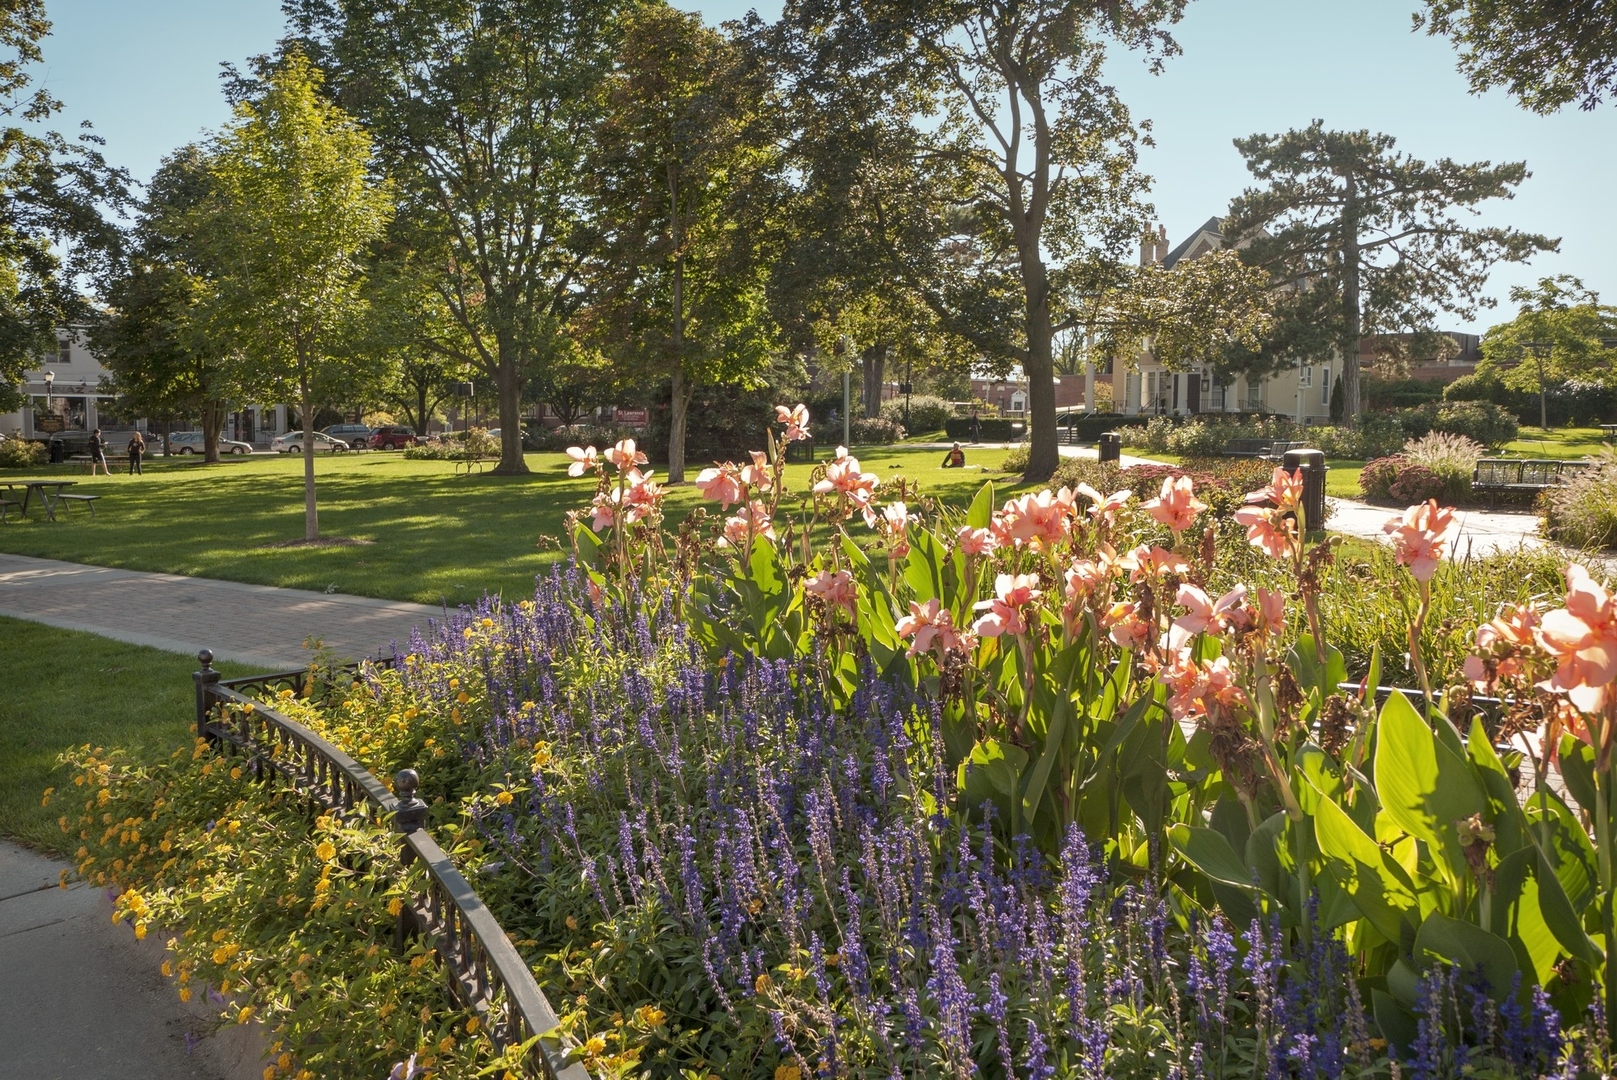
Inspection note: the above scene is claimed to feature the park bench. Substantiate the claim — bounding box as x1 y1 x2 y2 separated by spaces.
1471 458 1590 506
1224 439 1302 462
57 493 100 518
784 439 816 464
452 454 499 476
0 494 20 522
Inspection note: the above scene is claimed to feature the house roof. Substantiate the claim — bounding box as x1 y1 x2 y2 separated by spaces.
1162 216 1224 269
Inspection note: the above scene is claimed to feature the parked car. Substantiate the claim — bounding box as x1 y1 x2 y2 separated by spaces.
323 423 373 449
368 425 418 450
271 431 349 454
165 431 254 456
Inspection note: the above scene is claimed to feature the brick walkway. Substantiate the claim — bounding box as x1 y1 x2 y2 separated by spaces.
0 553 441 669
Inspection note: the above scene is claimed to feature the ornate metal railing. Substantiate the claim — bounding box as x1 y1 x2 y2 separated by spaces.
193 649 591 1080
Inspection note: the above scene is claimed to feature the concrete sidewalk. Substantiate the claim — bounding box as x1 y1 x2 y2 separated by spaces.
1327 496 1547 561
0 840 257 1079
0 553 442 669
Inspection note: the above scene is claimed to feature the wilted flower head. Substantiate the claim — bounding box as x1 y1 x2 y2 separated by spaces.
1536 563 1617 713
1142 475 1208 534
973 573 1043 638
1383 500 1455 582
566 445 599 477
775 403 811 442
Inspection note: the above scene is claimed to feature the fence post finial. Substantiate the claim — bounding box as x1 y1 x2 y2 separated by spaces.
394 769 428 835
193 649 220 743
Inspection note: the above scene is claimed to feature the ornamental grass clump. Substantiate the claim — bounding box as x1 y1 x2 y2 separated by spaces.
1542 451 1617 550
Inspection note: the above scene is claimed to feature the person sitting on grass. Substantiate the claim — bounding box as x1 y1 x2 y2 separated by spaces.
941 442 966 468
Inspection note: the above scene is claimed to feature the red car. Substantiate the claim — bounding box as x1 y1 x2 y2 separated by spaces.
369 425 419 450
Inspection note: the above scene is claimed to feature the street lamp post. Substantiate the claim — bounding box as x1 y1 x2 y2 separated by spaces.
43 369 54 410
1521 341 1551 431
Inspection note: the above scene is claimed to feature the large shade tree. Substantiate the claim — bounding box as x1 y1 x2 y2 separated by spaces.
204 52 393 542
772 0 1182 481
287 0 631 475
1223 121 1556 421
0 0 129 411
587 5 778 482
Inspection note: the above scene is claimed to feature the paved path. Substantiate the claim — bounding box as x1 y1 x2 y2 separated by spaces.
0 840 263 1080
1327 497 1546 561
0 553 441 669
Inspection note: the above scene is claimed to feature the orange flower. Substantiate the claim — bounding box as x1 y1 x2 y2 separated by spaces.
696 463 747 509
1382 499 1455 582
1120 544 1190 583
955 525 998 556
1102 600 1151 649
1233 504 1296 560
804 569 858 617
896 598 966 658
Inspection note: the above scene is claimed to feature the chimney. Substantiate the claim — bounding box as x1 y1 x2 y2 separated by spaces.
1156 224 1169 264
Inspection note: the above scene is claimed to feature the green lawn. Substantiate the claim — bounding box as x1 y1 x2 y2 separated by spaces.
1503 426 1612 459
0 617 264 852
0 446 1029 605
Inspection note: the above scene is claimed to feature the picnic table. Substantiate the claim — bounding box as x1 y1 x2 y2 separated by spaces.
1602 423 1617 441
1 479 83 522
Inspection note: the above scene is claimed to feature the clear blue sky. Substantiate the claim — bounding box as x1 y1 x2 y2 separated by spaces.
36 0 1616 333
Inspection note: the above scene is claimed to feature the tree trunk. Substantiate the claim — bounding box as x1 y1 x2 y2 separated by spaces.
1018 245 1059 482
860 346 887 419
1340 170 1363 424
202 399 226 464
300 383 318 542
493 337 527 474
667 368 691 484
416 378 429 436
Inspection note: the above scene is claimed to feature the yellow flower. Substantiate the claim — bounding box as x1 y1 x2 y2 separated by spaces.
40 787 53 806
438 1035 455 1053
457 691 470 704
565 915 578 931
227 820 241 834
583 1035 607 1056
755 973 773 994
464 1016 480 1034
161 960 173 978
480 617 494 628
278 1053 293 1070
264 1066 277 1080
179 987 192 1002
315 840 336 862
636 1006 666 1027
495 791 513 806
238 1006 255 1024
775 1067 801 1080
212 943 241 965
532 746 551 769
230 767 243 780
134 923 147 940
387 897 404 917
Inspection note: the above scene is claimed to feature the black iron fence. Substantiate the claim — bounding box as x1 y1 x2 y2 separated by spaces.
192 649 591 1080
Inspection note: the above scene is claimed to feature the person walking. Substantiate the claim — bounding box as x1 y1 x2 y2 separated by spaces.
127 431 145 475
87 428 110 476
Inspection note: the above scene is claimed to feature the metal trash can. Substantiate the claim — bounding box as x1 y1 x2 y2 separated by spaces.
49 438 64 465
1098 431 1121 464
1281 448 1327 531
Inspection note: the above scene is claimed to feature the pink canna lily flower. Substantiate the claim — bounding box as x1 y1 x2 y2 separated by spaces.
775 403 811 442
1168 583 1248 650
1255 588 1286 637
566 445 599 477
956 525 998 557
866 501 917 556
995 490 1073 552
602 438 648 470
804 568 858 617
896 598 965 658
1102 600 1151 650
1234 504 1296 560
739 450 773 492
1142 475 1208 534
695 463 747 509
1383 500 1456 582
973 573 1043 638
814 447 880 505
1536 563 1617 713
1121 544 1191 583
1076 482 1131 527
718 501 776 548
1244 466 1304 514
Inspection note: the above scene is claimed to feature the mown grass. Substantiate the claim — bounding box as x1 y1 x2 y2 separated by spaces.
0 616 263 852
0 447 1030 605
1503 426 1611 460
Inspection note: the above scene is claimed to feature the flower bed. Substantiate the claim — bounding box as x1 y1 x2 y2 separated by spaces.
62 403 1617 1078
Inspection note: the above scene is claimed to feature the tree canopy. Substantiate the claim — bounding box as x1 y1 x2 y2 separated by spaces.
1224 121 1556 420
1477 275 1617 427
1417 0 1617 113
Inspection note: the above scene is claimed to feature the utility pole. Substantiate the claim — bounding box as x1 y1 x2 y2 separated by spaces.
842 369 850 448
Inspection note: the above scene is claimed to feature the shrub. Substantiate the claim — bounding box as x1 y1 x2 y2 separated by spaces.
526 423 638 453
403 427 500 461
1164 419 1229 457
1363 377 1444 409
943 416 1019 441
1402 431 1483 500
880 394 951 434
1387 462 1447 504
999 444 1030 473
1063 412 1129 442
1431 401 1518 447
1358 455 1406 501
0 436 46 468
1543 452 1617 549
849 416 904 444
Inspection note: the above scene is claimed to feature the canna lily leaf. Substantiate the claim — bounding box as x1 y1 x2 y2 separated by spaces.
1413 912 1521 1003
966 480 994 530
902 525 944 605
1169 824 1259 893
1374 690 1484 881
1312 792 1419 944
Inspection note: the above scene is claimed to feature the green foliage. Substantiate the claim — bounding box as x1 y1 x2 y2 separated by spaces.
1477 277 1617 429
880 394 951 433
848 416 904 444
1418 0 1617 112
1543 452 1617 550
1432 401 1519 447
402 428 499 461
943 416 1021 441
0 435 45 468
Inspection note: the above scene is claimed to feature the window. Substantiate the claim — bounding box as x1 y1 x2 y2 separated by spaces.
1321 365 1332 406
57 336 71 365
1299 365 1313 389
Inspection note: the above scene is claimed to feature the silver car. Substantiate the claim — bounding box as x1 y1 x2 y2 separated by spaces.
271 431 349 454
165 431 254 455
